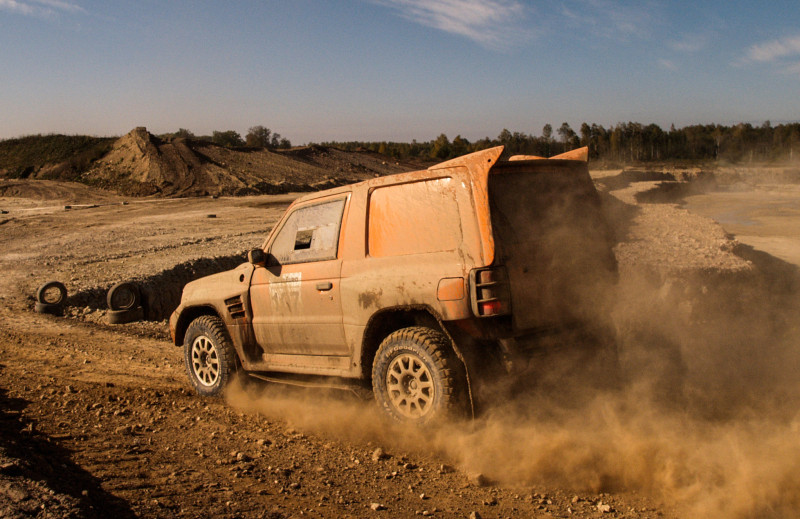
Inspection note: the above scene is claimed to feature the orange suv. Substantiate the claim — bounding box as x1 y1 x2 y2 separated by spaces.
169 146 617 423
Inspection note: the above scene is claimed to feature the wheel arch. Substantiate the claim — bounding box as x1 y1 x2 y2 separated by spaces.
173 305 221 347
360 306 475 417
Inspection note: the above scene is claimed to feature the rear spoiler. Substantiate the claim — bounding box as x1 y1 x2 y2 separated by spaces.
509 146 588 162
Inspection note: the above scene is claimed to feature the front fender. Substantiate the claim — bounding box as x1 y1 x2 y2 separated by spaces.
170 262 255 345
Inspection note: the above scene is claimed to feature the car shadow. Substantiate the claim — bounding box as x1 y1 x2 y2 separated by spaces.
0 382 137 518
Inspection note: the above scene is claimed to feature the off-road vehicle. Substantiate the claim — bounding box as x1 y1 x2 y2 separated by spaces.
169 146 617 424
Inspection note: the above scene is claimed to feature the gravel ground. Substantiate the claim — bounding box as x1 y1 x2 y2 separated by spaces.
3 171 800 518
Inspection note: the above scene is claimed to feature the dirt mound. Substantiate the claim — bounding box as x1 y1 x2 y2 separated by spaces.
82 128 416 197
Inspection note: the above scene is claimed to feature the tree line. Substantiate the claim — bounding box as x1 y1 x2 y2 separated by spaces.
161 125 292 149
321 121 800 163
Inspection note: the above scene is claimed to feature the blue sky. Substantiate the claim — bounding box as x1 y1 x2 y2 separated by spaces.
1 0 799 143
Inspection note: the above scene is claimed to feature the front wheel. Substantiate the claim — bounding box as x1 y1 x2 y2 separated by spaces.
372 327 464 425
183 315 238 396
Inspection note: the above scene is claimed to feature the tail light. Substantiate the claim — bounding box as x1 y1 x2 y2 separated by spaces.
469 267 511 317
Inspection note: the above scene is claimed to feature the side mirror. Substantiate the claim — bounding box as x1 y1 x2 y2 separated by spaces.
248 249 267 266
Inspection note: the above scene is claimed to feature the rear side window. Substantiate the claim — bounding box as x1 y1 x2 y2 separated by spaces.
270 198 346 264
368 177 462 257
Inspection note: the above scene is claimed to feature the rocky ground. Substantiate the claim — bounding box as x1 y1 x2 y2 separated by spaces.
2 168 800 518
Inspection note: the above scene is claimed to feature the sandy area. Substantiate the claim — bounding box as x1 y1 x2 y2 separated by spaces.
685 185 800 266
3 171 800 518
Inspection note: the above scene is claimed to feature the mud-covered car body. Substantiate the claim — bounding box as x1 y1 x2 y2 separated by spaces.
170 146 616 420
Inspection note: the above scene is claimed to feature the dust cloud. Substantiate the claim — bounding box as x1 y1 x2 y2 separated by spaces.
225 195 800 518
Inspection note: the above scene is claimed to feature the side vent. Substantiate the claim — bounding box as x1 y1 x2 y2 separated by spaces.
225 295 246 320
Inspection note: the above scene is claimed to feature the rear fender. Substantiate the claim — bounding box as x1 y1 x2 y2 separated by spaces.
360 306 476 419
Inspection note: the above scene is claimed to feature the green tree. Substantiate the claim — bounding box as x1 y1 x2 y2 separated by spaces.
430 134 451 159
451 135 469 157
579 123 591 147
212 130 244 148
542 124 553 142
557 122 577 151
175 128 195 139
246 126 271 147
541 124 553 156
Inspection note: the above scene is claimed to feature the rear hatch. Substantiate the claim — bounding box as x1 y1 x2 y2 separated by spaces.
487 159 617 331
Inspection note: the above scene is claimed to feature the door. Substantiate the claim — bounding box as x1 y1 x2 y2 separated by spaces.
249 196 349 356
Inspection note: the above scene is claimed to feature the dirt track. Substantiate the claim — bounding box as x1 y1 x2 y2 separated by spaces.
3 174 800 518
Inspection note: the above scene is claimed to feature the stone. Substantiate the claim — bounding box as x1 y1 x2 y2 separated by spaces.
370 502 386 511
468 473 488 487
372 447 388 462
6 483 28 502
236 452 251 462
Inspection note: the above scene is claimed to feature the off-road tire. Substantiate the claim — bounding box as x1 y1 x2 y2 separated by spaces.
372 326 464 425
34 301 63 316
108 306 144 325
107 281 141 311
183 315 238 397
36 281 67 305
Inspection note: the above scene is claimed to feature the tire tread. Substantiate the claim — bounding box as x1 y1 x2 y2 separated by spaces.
184 315 238 397
372 326 464 424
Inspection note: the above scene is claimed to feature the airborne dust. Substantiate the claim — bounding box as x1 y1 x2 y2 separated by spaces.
227 202 800 519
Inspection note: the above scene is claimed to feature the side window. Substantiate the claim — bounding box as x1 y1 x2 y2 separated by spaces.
270 198 347 264
368 177 462 257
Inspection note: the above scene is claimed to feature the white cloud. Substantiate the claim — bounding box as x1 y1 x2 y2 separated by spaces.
558 0 657 42
0 0 38 15
669 33 707 53
0 0 84 17
658 58 677 71
374 0 531 49
31 0 85 13
375 0 663 50
738 35 800 79
744 35 800 63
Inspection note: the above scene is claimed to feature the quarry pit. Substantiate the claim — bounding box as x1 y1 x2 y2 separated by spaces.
2 164 800 518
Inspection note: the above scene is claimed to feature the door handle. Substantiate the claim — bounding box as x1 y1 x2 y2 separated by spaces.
316 282 333 291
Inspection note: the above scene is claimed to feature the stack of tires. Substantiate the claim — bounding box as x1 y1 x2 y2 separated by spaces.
107 282 144 324
34 281 67 316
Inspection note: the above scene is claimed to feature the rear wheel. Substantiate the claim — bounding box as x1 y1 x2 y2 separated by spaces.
372 327 464 425
183 315 238 396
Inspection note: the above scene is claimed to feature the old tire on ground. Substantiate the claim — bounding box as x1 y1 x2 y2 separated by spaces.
107 281 141 311
36 281 67 305
372 326 463 425
34 301 63 316
183 315 238 397
108 306 144 324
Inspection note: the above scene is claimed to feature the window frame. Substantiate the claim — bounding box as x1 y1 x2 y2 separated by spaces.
267 195 349 265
